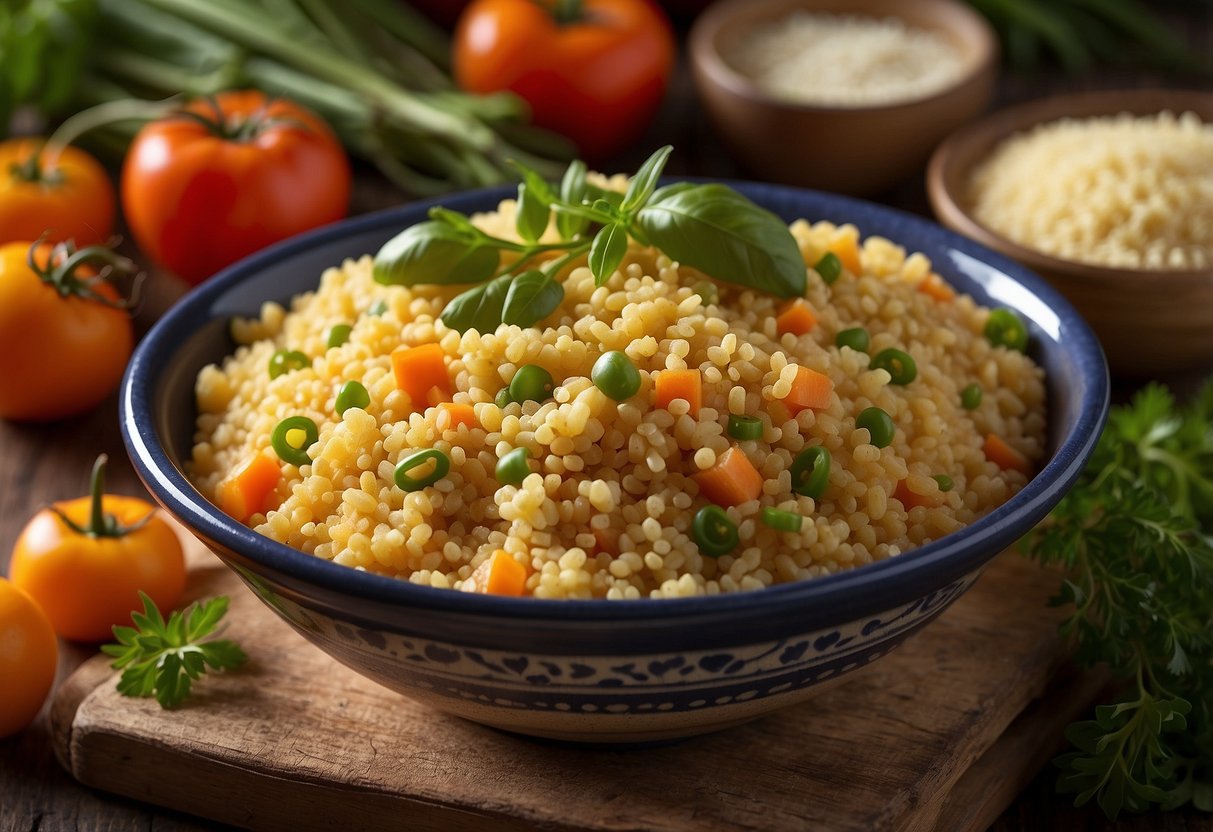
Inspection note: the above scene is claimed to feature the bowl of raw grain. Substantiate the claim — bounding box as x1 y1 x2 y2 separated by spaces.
928 88 1213 377
689 0 998 196
122 178 1107 743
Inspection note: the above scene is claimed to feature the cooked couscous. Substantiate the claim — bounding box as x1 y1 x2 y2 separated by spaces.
189 181 1046 600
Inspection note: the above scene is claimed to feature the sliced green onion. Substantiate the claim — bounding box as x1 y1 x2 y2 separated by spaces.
326 324 352 349
394 448 450 492
933 474 955 492
815 252 842 285
872 348 917 385
789 446 831 499
495 447 532 485
692 505 739 558
961 383 983 410
857 407 895 448
271 416 318 466
984 308 1028 352
727 414 763 441
761 507 803 533
835 327 870 353
509 364 554 403
268 349 310 379
692 279 718 306
591 351 641 401
368 299 388 317
335 380 371 415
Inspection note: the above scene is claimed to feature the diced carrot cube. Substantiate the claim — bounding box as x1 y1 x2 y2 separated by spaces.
391 343 451 408
784 366 834 415
918 272 956 302
827 234 862 276
434 402 477 431
893 480 943 510
217 453 281 523
694 446 764 508
467 550 527 596
983 433 1032 475
776 299 818 337
654 368 702 418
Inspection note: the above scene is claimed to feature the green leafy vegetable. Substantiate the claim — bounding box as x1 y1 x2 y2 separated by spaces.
102 592 247 709
0 0 96 134
373 146 807 334
1025 382 1213 818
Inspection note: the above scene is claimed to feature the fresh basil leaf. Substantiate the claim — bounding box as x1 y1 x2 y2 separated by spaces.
584 185 624 210
621 145 672 213
648 181 697 205
441 274 512 333
636 184 807 299
502 270 564 328
428 206 478 233
557 159 589 238
589 222 629 287
515 183 550 243
374 221 500 286
510 161 558 205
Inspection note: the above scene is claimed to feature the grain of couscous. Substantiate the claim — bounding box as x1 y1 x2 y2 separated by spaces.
189 179 1046 600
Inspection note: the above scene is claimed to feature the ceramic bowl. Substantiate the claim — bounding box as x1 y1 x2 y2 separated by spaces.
688 0 998 196
121 183 1108 743
927 88 1213 377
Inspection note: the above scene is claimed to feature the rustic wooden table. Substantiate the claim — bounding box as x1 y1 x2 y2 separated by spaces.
3 10 1213 829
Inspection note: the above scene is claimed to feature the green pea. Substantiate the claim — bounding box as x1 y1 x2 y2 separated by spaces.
271 416 319 466
984 308 1028 352
268 349 311 379
335 380 370 415
368 299 388 317
933 474 955 492
761 507 803 533
961 383 983 410
857 406 895 448
394 448 450 492
727 414 763 441
692 505 739 558
789 446 831 499
692 279 718 306
871 348 917 385
494 388 514 409
326 324 352 349
815 252 842 285
509 364 554 403
835 327 870 353
495 447 532 486
591 351 641 401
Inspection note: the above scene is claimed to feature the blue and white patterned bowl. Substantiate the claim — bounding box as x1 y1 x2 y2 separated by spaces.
121 182 1108 742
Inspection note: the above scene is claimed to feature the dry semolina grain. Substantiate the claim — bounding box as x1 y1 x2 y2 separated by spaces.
189 191 1046 600
967 110 1213 270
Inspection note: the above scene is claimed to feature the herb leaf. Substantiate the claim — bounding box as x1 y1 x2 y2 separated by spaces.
556 159 589 238
589 222 629 287
374 221 501 286
503 270 563 328
621 144 672 213
440 274 512 334
637 183 807 299
515 183 550 243
104 592 247 710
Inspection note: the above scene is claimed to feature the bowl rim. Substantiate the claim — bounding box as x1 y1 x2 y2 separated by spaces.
927 87 1213 282
688 0 999 115
121 180 1108 624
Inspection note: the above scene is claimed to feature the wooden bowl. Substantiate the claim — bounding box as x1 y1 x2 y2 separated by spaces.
689 0 998 196
927 89 1213 378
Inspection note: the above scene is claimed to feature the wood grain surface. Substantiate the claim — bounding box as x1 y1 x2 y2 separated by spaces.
47 528 1095 832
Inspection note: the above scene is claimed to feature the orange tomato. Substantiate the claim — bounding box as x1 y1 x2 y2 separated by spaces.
122 90 351 285
0 138 115 248
0 578 58 738
9 457 186 642
453 0 675 161
0 241 134 422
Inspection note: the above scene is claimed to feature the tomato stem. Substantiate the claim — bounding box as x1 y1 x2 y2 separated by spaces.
28 240 143 311
552 0 584 24
41 97 179 172
50 455 155 539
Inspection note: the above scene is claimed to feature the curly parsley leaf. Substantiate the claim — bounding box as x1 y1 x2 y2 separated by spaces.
1025 381 1213 819
102 592 247 709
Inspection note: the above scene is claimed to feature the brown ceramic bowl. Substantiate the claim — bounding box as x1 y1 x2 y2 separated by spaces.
689 0 998 196
927 88 1213 378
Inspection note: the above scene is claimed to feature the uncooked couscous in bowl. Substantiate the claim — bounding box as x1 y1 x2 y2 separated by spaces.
188 167 1046 601
122 168 1107 741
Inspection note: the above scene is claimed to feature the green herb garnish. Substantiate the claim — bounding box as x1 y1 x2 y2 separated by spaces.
372 146 807 334
1025 382 1213 818
102 592 247 710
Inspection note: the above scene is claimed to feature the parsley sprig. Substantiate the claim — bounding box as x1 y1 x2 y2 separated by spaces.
102 592 247 709
1026 382 1213 818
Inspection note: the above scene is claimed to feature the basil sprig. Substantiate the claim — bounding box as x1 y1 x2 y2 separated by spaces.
372 146 807 334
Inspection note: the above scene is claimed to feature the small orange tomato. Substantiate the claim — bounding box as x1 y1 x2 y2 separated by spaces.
0 241 135 422
9 456 186 643
0 578 58 738
0 138 115 248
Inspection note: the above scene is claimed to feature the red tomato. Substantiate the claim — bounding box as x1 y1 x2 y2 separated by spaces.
453 0 675 162
121 91 351 285
0 139 114 248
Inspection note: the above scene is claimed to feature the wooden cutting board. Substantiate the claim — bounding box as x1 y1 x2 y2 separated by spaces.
49 521 1102 832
